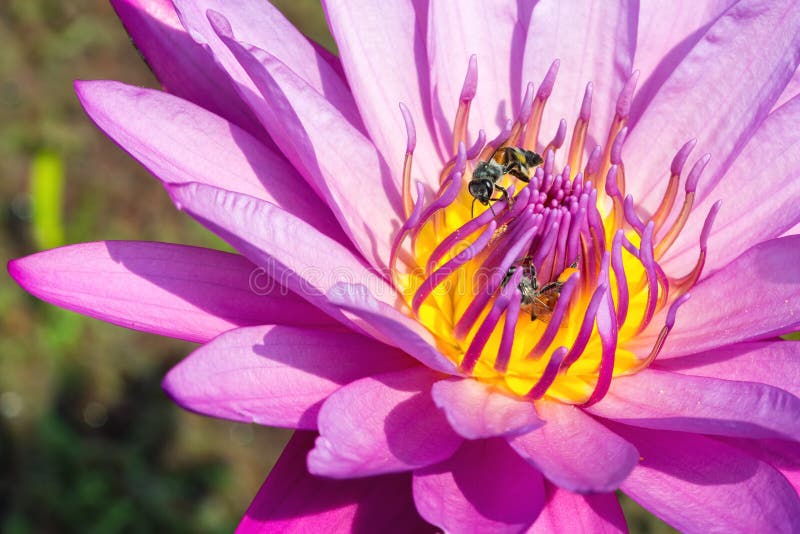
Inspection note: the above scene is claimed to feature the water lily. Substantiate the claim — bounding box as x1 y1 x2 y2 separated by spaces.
9 0 800 531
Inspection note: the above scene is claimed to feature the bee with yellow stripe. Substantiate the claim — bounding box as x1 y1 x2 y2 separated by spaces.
468 146 543 216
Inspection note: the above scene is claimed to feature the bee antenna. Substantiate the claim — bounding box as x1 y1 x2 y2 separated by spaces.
471 198 477 218
489 203 496 217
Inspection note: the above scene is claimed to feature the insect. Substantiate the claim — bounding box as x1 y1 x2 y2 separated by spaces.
469 146 544 217
501 256 564 322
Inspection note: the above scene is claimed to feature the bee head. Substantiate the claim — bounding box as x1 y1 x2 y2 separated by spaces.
468 177 495 204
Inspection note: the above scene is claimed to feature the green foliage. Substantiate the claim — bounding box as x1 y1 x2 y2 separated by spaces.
0 367 232 534
30 149 65 250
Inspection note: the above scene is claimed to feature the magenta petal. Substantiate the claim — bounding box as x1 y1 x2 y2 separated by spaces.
587 369 800 441
8 241 326 343
627 0 800 210
165 182 398 336
75 80 346 244
170 0 361 127
211 29 398 270
163 325 415 429
327 283 457 375
523 0 636 150
509 401 638 493
639 236 800 357
722 436 800 493
430 378 543 440
611 424 800 533
109 0 268 143
528 482 627 534
308 367 462 478
663 93 800 276
412 438 545 533
323 0 444 188
654 340 800 398
236 431 435 533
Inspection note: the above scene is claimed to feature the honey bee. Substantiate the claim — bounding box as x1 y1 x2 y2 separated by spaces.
501 256 563 322
469 146 543 217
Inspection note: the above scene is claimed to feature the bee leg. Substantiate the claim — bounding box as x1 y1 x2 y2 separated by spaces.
494 184 511 205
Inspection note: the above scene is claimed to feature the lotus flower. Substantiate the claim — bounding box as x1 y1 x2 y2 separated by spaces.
9 0 800 531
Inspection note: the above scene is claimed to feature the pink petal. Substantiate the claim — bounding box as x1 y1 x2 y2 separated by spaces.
612 425 800 533
8 241 324 343
658 236 800 357
75 80 347 244
412 439 545 533
631 1 736 126
528 482 627 534
654 340 800 398
627 0 800 211
509 401 639 493
722 436 800 493
166 182 398 337
170 0 361 128
587 369 800 442
162 325 415 429
237 431 435 533
307 367 462 478
663 93 800 277
326 283 457 374
210 27 398 270
430 377 543 440
322 0 444 188
109 0 268 143
774 67 800 110
427 1 531 138
522 0 636 154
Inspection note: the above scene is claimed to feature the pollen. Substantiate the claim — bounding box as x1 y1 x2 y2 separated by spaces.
389 57 719 405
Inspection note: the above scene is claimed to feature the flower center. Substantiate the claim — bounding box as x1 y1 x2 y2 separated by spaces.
390 58 719 405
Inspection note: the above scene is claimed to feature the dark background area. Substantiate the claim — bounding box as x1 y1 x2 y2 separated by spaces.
1 1 677 531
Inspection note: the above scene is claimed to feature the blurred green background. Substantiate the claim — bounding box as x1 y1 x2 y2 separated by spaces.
0 1 685 532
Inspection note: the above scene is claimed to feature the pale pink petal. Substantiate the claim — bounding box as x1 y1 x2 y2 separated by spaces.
430 377 542 440
663 93 800 276
528 482 627 534
162 325 415 429
631 0 736 126
75 80 347 244
110 0 268 143
412 439 545 533
8 241 324 343
654 341 800 398
587 369 800 442
166 182 399 338
427 1 531 139
636 236 800 357
522 0 637 154
170 0 361 127
627 0 800 211
322 0 444 188
209 25 398 270
326 283 458 375
509 402 638 493
237 431 435 533
307 367 462 478
612 425 800 533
